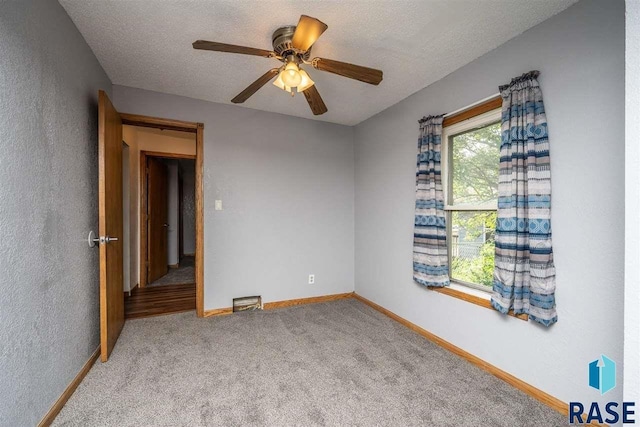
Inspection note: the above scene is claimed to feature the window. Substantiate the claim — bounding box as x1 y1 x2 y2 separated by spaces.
442 108 501 292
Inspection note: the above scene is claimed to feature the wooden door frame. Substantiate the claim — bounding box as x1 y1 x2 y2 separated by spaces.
122 113 204 317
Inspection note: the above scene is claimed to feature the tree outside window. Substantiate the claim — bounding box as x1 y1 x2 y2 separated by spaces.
445 116 500 290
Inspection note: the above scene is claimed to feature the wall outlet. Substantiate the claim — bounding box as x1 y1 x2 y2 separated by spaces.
308 274 315 285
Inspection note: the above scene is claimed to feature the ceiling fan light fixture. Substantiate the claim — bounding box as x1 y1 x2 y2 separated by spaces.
273 72 293 93
281 61 302 87
297 69 315 92
194 14 383 115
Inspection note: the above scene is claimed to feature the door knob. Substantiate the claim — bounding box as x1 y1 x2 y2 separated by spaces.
88 231 119 247
88 230 98 248
163 223 169 227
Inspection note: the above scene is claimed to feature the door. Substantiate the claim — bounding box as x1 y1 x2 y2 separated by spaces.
147 157 169 283
179 174 184 260
98 90 124 362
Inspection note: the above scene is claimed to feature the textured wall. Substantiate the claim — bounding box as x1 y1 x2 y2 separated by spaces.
180 160 196 255
113 86 355 310
625 0 640 404
0 1 111 425
354 0 624 407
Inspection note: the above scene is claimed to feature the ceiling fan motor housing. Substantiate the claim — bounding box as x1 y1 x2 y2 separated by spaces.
272 26 311 61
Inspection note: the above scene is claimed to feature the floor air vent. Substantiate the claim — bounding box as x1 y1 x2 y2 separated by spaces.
233 295 262 312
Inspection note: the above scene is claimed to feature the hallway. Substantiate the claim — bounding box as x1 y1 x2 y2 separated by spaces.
147 256 195 287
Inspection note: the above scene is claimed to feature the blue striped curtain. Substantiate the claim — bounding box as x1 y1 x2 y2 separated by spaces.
413 115 449 287
491 71 557 326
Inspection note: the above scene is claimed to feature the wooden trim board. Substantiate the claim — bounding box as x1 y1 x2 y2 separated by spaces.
195 124 204 317
203 292 354 317
263 292 354 310
443 96 502 128
37 347 100 427
121 113 198 132
430 286 528 321
203 307 233 317
139 151 196 160
351 293 573 419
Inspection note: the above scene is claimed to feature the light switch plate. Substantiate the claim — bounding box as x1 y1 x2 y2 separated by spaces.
215 200 222 211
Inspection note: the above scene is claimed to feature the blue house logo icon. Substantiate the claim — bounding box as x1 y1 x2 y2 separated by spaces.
588 355 616 395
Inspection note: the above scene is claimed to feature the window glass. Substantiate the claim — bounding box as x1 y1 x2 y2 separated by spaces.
450 210 496 289
446 114 501 291
451 123 500 207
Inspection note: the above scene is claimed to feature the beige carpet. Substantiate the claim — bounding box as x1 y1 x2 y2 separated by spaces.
53 299 565 426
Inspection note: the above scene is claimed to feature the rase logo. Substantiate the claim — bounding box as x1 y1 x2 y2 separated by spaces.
589 354 616 395
569 355 636 424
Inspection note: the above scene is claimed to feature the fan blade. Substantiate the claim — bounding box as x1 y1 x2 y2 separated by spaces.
193 40 275 58
302 85 328 115
312 58 383 85
231 69 280 104
291 15 328 52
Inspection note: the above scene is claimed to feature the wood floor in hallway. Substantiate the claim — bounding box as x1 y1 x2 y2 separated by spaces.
125 283 196 319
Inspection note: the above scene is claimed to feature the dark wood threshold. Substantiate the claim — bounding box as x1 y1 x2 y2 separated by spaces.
125 283 196 319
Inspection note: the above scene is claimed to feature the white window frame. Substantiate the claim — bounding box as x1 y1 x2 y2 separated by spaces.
442 108 502 293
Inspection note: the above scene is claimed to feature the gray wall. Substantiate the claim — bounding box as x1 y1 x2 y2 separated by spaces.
625 0 640 403
180 159 196 255
354 0 624 406
113 86 355 310
0 1 112 425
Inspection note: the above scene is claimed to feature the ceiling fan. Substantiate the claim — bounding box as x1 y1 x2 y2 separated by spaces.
193 15 383 116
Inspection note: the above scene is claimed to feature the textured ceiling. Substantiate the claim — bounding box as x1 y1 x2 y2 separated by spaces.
60 0 576 125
